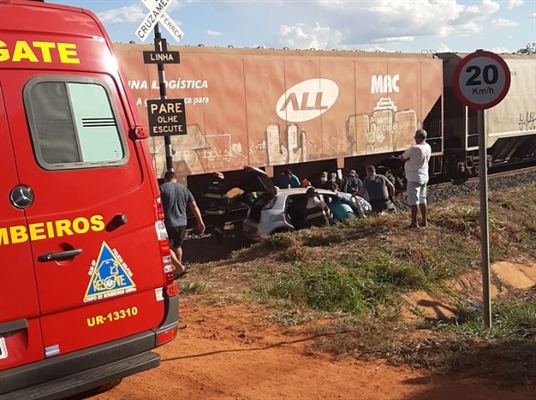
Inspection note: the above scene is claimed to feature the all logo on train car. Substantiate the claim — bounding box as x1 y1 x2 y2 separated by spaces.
276 79 339 123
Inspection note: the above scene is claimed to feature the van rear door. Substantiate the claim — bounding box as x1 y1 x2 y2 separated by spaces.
2 72 166 357
0 85 44 370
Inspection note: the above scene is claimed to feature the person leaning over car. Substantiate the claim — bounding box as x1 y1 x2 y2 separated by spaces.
341 170 362 194
357 165 396 214
328 182 361 220
278 169 301 188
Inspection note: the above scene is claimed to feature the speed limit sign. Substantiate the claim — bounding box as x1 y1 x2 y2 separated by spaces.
453 50 511 110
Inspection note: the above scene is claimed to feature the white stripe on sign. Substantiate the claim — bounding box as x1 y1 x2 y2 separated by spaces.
135 0 173 42
140 0 184 43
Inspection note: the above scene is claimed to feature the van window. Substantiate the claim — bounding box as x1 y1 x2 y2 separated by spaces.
24 77 127 169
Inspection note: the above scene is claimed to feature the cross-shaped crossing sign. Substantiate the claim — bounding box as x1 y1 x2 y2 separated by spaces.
136 0 184 43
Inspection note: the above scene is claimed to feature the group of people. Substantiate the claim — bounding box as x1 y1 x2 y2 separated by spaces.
158 128 432 279
285 128 432 229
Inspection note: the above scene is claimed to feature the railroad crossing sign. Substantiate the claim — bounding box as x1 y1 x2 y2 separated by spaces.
136 0 184 43
146 98 187 136
453 50 511 110
143 38 180 63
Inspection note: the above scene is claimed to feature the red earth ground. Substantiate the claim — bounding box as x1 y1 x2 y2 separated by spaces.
92 297 535 400
91 226 536 400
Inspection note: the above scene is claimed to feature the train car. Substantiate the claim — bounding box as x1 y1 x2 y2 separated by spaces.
438 52 536 182
112 44 445 195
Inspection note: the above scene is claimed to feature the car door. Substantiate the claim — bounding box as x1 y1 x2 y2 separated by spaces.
2 71 165 358
0 84 44 370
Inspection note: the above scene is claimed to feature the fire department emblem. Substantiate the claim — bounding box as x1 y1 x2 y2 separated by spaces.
83 242 136 303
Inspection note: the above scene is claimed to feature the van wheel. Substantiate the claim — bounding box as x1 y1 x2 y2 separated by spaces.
69 379 122 399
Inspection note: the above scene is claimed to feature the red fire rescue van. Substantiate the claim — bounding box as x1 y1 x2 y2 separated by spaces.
0 1 179 399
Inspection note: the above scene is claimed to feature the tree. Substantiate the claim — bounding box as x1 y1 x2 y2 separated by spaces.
516 43 536 54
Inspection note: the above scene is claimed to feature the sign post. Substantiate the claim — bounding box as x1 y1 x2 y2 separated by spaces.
135 0 186 173
453 50 511 328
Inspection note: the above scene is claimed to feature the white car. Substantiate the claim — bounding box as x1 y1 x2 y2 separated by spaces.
241 167 369 240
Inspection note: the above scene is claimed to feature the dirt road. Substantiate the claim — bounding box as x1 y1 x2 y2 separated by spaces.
93 298 534 400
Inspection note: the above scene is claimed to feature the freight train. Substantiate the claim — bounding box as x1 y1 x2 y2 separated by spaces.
112 44 536 197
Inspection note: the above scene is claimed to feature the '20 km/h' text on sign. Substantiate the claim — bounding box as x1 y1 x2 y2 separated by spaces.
453 50 511 110
146 99 187 136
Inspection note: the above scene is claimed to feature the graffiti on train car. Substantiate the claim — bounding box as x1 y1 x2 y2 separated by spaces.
145 92 422 176
113 44 443 177
346 98 419 154
518 111 536 131
486 58 536 137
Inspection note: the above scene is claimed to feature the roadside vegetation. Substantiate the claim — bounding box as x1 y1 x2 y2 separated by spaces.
182 178 536 387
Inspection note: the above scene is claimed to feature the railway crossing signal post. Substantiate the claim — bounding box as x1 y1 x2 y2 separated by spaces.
453 50 511 328
136 0 186 173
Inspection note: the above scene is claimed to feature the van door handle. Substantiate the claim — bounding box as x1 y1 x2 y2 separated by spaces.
38 249 83 262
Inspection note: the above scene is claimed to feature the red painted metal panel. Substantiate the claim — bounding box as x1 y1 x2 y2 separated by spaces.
113 44 444 178
243 56 286 167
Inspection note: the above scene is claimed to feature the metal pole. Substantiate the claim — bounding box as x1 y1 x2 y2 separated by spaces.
154 23 174 172
477 108 492 328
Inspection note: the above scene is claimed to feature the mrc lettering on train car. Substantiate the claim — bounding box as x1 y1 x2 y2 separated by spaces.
371 74 400 94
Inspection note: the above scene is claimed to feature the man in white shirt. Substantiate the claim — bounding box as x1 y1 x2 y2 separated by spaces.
400 129 432 228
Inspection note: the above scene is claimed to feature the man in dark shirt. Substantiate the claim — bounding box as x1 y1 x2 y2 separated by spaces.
278 169 301 188
357 165 396 213
341 170 363 195
160 171 205 278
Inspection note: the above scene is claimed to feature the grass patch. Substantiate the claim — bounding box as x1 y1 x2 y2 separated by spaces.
305 297 536 386
448 297 536 340
252 253 469 318
179 280 214 295
186 177 536 387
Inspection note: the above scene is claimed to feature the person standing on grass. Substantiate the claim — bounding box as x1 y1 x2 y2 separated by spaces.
400 129 432 228
160 171 206 278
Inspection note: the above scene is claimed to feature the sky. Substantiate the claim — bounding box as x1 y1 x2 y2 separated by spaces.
52 0 536 54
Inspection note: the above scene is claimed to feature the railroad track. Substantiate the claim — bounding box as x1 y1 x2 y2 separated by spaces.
428 163 536 192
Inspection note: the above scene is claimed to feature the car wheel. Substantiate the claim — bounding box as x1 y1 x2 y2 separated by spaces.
271 228 290 235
